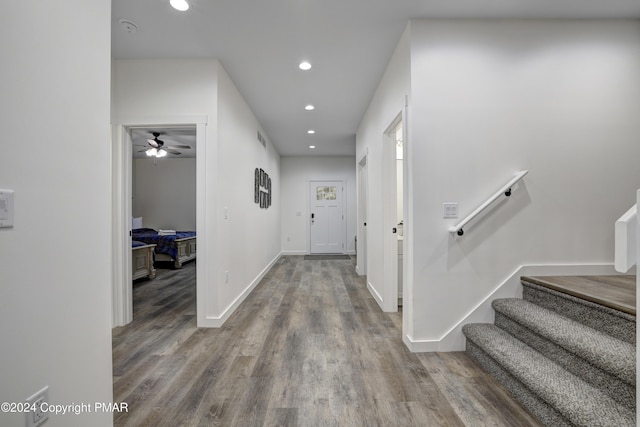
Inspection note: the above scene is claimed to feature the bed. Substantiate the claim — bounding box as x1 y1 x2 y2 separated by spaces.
132 241 156 280
132 228 196 269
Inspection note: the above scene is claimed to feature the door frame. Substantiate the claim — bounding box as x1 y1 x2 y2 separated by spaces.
382 112 404 312
357 151 368 275
111 115 207 327
308 179 346 254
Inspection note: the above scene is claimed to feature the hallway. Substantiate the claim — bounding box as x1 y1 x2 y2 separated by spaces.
112 257 542 426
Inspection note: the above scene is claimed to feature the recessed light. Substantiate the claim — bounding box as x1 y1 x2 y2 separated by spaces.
170 0 190 11
309 145 316 149
307 130 315 134
299 61 312 71
305 104 315 111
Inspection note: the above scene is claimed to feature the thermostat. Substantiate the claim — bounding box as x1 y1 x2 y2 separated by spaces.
0 190 14 228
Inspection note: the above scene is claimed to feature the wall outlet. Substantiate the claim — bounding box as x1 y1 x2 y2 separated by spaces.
25 386 49 427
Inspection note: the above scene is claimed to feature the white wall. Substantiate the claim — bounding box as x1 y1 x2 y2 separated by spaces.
0 2 113 426
356 26 411 315
112 59 280 326
280 156 357 254
406 20 640 350
358 19 640 351
215 64 281 317
133 158 196 230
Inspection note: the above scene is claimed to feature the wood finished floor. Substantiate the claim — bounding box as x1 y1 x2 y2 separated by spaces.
112 256 543 427
523 275 636 315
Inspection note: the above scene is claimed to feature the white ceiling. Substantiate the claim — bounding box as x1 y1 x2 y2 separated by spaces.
112 0 640 157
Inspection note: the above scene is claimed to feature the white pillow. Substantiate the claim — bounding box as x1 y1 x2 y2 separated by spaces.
132 217 143 229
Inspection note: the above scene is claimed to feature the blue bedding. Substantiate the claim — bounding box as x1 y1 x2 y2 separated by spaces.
132 228 196 260
132 240 148 248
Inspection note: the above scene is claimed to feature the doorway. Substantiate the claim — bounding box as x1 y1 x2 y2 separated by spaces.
309 180 345 254
112 117 207 327
382 112 405 312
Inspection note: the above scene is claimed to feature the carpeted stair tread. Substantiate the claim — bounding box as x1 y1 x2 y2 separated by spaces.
492 298 635 386
462 323 635 427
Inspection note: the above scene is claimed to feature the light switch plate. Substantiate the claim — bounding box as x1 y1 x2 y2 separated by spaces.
443 202 458 219
0 189 14 228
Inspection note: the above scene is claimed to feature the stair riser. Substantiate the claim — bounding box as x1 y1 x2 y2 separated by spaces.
494 312 635 410
465 339 573 427
522 282 635 345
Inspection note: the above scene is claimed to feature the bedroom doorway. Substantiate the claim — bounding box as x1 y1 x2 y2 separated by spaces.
112 118 206 327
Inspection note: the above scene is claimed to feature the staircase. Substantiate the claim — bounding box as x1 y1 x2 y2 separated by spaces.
462 275 636 427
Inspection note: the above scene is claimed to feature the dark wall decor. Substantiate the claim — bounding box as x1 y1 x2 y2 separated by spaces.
254 168 272 209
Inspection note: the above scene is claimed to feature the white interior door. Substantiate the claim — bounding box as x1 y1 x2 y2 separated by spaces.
310 181 344 254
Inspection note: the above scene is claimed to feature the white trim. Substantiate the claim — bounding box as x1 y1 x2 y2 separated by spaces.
403 334 440 353
357 150 368 276
615 204 637 273
281 250 309 256
403 263 625 353
111 124 133 327
200 253 281 327
194 121 209 328
381 112 403 312
367 280 384 308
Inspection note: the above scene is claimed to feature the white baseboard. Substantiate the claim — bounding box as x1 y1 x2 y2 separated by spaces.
199 253 282 327
280 250 308 256
404 263 621 353
367 281 384 310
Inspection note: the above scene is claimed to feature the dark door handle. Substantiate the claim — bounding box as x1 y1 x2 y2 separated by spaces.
364 222 367 226
392 227 397 234
311 213 315 219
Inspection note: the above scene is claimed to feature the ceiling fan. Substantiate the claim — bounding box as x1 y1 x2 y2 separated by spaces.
136 131 192 158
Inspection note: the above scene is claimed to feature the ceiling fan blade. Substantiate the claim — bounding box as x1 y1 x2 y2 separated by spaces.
147 139 159 148
165 149 182 155
165 145 191 150
163 134 194 144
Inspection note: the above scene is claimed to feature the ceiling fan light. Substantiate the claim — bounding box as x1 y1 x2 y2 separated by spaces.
146 148 157 157
156 149 168 158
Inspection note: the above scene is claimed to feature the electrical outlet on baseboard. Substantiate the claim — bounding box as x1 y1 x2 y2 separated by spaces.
25 386 49 427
